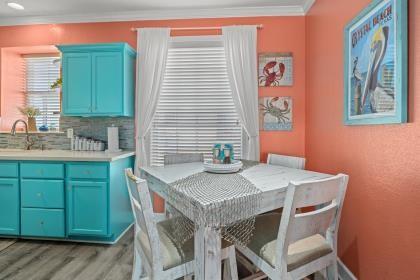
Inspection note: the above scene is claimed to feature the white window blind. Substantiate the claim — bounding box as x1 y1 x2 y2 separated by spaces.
25 56 61 130
151 37 242 166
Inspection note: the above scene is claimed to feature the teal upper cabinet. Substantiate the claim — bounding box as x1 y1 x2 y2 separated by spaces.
57 43 136 117
62 53 92 114
92 52 123 115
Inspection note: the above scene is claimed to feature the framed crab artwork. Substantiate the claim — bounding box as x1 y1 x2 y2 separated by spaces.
258 53 293 87
258 97 293 131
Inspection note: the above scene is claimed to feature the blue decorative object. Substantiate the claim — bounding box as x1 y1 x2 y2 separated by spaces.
213 143 223 162
343 0 407 125
213 143 234 163
38 125 49 132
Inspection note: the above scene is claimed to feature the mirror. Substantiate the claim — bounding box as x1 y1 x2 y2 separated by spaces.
0 45 61 133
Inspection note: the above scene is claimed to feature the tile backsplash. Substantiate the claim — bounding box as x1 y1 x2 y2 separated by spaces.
0 117 135 150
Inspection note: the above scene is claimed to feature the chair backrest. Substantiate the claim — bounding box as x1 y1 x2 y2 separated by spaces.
164 153 204 165
125 168 162 268
275 174 349 270
267 153 306 169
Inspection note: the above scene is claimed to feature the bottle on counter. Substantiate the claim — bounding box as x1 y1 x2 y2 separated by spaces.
71 136 75 151
94 141 105 151
71 134 105 152
73 136 80 151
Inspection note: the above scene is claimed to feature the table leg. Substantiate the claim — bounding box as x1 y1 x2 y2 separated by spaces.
326 260 338 280
194 225 222 280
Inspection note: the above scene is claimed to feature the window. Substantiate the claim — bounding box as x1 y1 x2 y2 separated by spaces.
24 56 61 130
151 37 242 166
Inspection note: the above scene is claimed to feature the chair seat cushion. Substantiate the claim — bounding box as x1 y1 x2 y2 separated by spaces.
136 217 194 270
136 217 231 271
247 213 333 271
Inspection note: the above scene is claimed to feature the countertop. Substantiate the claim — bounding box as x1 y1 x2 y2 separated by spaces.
0 149 135 162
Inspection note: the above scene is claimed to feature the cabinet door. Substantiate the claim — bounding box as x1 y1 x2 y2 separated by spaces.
62 53 92 115
92 52 123 115
0 178 19 235
67 180 108 236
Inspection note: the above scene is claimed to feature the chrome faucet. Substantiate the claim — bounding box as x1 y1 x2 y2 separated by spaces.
10 119 36 150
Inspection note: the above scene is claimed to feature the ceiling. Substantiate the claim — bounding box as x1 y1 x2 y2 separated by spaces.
0 0 315 26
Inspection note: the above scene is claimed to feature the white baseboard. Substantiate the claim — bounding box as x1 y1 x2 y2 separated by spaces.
338 258 357 280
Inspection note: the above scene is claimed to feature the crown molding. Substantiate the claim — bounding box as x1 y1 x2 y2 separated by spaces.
0 2 316 27
302 0 316 14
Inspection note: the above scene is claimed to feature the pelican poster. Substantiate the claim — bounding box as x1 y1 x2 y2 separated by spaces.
258 53 293 87
344 0 407 125
259 97 292 131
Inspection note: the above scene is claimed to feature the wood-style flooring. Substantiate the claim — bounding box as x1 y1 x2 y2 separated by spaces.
0 231 134 280
0 230 320 280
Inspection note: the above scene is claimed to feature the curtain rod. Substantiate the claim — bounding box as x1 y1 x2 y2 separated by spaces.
130 24 263 32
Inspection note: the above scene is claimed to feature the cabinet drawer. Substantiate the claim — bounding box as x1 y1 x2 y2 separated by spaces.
67 164 108 180
21 180 64 209
0 162 18 178
21 208 65 238
21 163 64 179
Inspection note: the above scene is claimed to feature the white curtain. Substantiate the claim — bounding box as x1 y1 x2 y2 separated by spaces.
135 28 170 171
222 26 260 161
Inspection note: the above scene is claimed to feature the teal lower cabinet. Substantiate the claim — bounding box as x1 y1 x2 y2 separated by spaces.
0 162 19 177
21 163 64 179
21 179 65 209
67 180 108 236
21 208 65 238
0 156 134 244
0 177 19 235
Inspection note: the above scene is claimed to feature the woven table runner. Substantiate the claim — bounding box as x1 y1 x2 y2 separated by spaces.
166 160 261 246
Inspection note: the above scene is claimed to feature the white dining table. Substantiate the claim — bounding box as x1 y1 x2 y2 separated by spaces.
141 162 331 280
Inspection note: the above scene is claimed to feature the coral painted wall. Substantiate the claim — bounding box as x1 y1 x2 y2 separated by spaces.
0 48 25 130
0 16 306 160
306 0 420 279
0 45 59 130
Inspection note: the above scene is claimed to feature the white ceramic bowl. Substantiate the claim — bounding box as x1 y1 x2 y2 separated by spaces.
203 160 243 174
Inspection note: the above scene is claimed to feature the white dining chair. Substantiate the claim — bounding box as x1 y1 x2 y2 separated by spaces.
236 174 349 280
125 168 238 280
163 153 204 217
266 153 306 216
164 153 204 165
267 153 306 170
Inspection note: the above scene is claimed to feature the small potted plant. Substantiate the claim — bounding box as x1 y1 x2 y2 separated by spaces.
51 77 62 90
18 106 40 132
